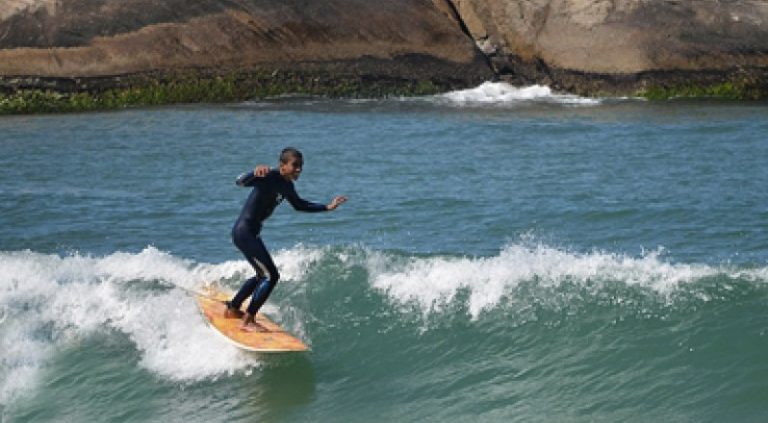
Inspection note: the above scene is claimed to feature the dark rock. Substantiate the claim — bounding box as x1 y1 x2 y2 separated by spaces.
0 0 492 95
3 0 768 103
446 0 768 96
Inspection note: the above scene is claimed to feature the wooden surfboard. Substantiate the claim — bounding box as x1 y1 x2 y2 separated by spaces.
195 288 308 352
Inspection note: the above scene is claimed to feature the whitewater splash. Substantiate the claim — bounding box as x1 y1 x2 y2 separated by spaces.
435 82 602 106
0 246 321 406
368 243 767 319
2 242 764 406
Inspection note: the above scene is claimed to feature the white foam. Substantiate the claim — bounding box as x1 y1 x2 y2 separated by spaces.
0 245 322 406
436 81 601 106
272 243 325 281
3 242 761 404
0 320 50 406
369 242 721 319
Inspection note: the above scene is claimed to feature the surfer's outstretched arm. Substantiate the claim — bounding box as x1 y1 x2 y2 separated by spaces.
283 183 327 212
235 165 271 187
283 183 347 212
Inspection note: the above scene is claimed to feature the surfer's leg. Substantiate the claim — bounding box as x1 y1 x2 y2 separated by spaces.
227 275 261 318
240 271 277 331
229 227 267 317
244 238 280 316
245 275 276 315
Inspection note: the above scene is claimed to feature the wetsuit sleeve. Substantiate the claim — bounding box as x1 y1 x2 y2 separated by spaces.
283 182 327 212
235 170 258 187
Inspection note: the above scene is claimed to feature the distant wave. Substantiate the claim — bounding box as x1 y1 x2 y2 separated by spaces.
434 82 602 106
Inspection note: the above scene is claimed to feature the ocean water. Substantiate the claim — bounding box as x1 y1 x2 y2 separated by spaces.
1 82 767 422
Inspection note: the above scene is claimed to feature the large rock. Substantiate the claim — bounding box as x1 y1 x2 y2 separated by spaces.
446 0 768 95
0 0 492 93
2 0 768 101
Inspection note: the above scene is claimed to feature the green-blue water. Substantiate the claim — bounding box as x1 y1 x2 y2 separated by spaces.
1 84 767 422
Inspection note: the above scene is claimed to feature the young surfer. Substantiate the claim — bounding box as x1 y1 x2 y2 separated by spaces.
227 147 347 331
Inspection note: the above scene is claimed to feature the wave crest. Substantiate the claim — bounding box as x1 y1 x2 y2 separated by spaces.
436 82 602 106
2 243 765 405
0 246 320 406
368 243 759 318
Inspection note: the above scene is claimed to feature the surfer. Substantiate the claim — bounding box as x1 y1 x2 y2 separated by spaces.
227 147 347 332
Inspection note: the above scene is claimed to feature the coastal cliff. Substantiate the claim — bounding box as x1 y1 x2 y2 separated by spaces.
0 0 492 112
443 0 768 98
2 0 768 113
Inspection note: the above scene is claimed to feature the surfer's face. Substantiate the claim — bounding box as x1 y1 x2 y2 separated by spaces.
279 158 303 181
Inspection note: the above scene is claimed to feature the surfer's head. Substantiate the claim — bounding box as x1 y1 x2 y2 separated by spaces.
279 147 303 181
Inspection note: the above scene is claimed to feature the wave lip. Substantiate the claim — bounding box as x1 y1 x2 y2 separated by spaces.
436 82 601 106
0 244 327 407
0 247 278 407
369 243 731 319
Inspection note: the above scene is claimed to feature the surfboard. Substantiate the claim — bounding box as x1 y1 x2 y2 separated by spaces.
195 288 309 353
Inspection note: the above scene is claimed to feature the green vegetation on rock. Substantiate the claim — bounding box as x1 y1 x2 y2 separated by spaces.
0 72 445 115
639 80 766 100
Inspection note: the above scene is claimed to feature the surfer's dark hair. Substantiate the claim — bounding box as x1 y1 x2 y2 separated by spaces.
280 147 303 165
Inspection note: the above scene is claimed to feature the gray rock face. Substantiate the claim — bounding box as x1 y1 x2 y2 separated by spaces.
2 0 768 98
0 0 491 89
446 0 768 94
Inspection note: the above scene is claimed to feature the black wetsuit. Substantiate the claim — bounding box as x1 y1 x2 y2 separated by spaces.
229 169 326 315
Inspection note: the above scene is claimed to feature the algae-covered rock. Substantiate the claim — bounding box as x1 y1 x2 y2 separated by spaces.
0 0 491 107
3 0 768 112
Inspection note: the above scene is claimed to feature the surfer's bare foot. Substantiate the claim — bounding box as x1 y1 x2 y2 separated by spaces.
240 313 269 332
224 302 244 319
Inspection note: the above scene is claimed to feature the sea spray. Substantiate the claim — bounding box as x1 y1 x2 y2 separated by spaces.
0 246 326 407
368 243 724 319
434 82 603 106
2 243 767 417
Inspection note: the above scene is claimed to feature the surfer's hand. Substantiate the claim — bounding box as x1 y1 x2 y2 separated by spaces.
254 165 271 177
327 196 347 210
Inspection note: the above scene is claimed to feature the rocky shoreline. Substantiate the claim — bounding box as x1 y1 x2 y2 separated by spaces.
0 60 488 114
449 0 768 100
2 0 768 114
